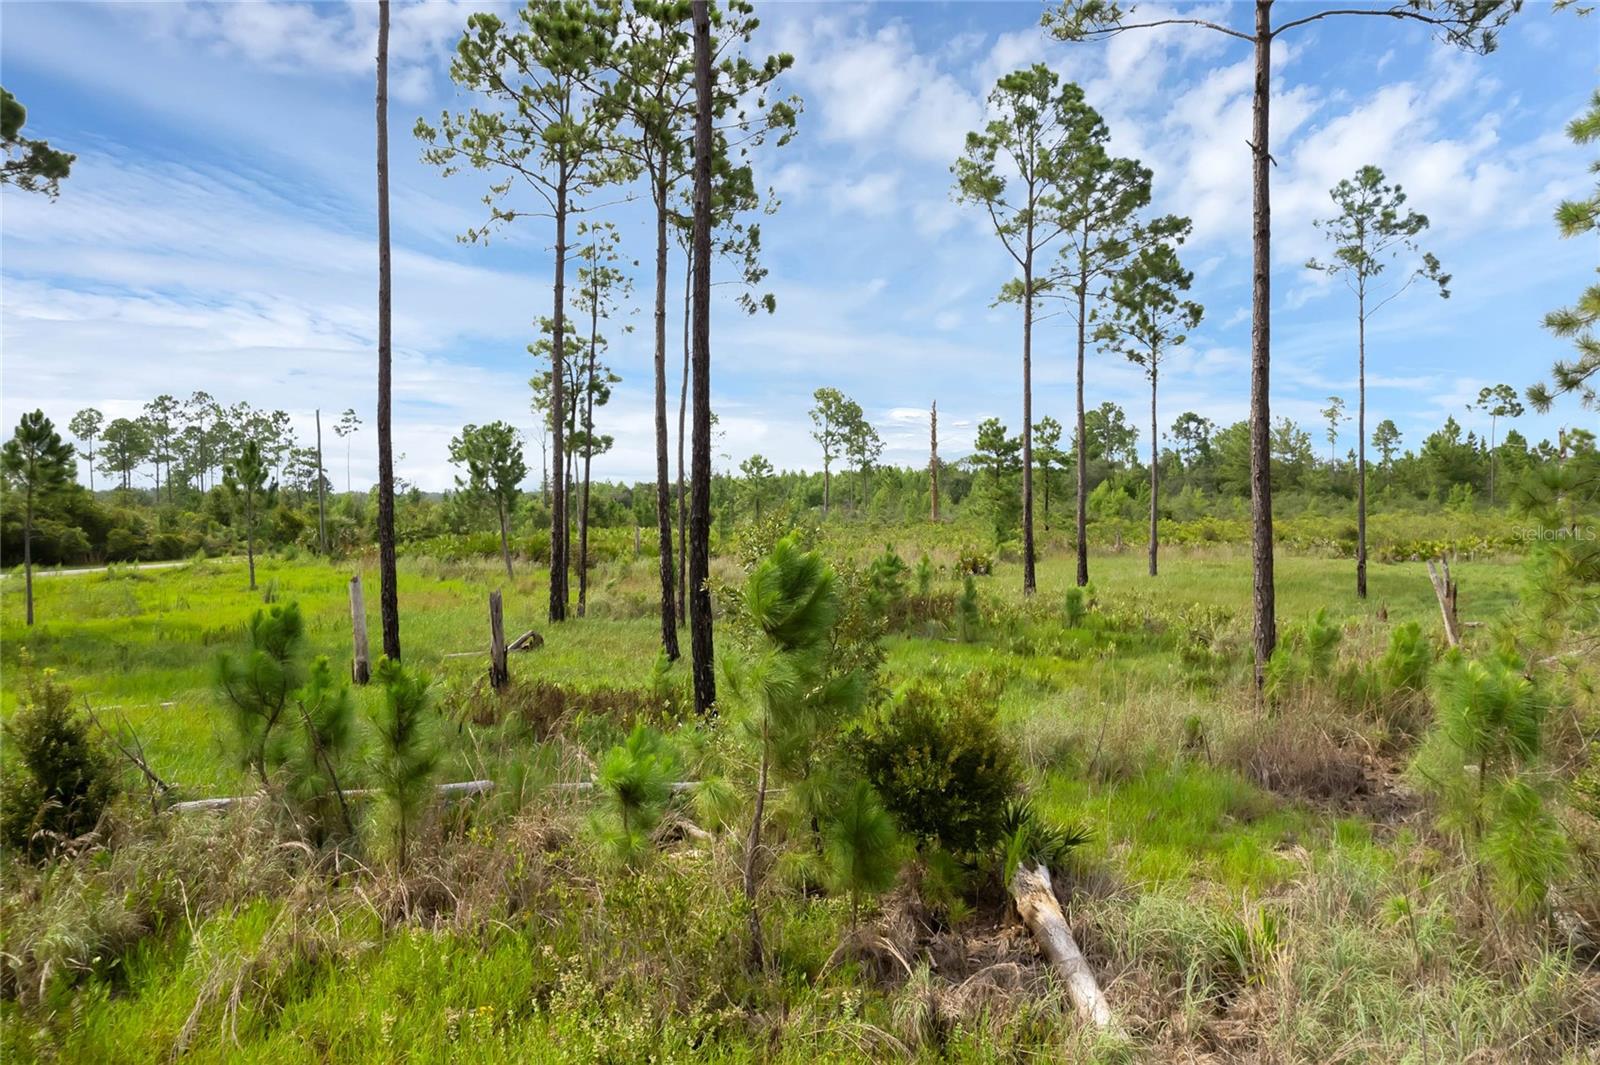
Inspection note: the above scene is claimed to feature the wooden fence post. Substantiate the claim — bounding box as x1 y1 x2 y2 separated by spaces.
489 589 509 690
350 574 371 684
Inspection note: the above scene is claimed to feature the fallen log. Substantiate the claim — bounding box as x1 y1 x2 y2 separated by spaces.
507 628 543 652
170 779 704 813
1009 862 1118 1032
171 779 495 814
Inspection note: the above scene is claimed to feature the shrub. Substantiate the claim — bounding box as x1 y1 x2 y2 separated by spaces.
854 676 1020 856
956 545 992 576
0 663 119 859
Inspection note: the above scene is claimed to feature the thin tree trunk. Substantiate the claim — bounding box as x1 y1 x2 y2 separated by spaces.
930 400 939 521
1075 279 1090 587
315 409 328 556
550 176 570 624
23 494 34 626
1356 292 1367 599
1249 0 1277 684
1022 260 1036 596
498 499 513 581
689 0 716 715
652 164 680 658
246 507 257 591
88 440 94 492
1149 359 1159 577
375 0 401 660
579 276 599 617
677 255 689 626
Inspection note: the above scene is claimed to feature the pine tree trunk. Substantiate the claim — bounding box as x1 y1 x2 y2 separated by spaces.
652 166 680 658
677 257 689 626
246 507 257 591
930 400 939 522
1075 279 1090 588
579 259 600 618
1149 360 1159 578
1249 0 1277 685
498 498 513 581
375 0 401 661
23 493 34 626
549 176 570 624
315 409 328 555
1022 258 1037 596
689 0 716 715
1356 294 1368 599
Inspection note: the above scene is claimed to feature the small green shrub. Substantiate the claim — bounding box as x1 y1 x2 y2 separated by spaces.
956 545 992 576
855 676 1020 857
216 602 306 785
0 663 119 859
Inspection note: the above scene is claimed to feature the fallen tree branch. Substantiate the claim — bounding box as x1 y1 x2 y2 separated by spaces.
1009 862 1119 1032
83 698 175 810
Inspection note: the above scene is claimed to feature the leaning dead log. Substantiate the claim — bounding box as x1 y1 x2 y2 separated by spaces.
1009 862 1118 1032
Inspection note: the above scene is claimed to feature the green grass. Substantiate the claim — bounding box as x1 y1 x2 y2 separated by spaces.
6 541 1579 1064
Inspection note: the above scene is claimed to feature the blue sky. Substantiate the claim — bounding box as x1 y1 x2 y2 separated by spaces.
1 1 1593 491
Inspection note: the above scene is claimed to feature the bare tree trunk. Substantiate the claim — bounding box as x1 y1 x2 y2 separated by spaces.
549 177 571 624
23 495 34 626
498 499 514 581
315 409 328 556
579 255 600 618
1356 292 1368 599
677 254 689 626
1249 0 1277 686
689 0 717 716
1022 257 1037 596
349 574 371 684
1075 279 1090 587
375 0 401 661
1149 361 1159 578
246 509 257 591
652 164 680 658
930 400 940 522
488 589 509 690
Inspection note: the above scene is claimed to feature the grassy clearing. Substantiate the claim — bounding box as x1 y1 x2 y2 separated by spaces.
3 542 1592 1064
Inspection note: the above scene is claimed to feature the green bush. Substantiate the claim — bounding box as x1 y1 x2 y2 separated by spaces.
854 675 1020 856
0 663 119 859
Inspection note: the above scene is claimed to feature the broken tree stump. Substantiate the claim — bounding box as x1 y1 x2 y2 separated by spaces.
1425 556 1461 648
489 589 509 690
349 574 371 684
